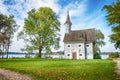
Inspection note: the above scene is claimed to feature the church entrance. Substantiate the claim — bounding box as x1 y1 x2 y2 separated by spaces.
72 52 77 59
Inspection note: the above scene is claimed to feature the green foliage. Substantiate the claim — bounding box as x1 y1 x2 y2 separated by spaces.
103 0 120 49
17 7 60 57
94 29 105 53
35 53 41 58
0 13 19 39
0 59 116 80
109 52 119 59
0 13 19 57
94 53 101 59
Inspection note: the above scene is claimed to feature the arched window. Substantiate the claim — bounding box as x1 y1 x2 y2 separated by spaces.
80 33 83 38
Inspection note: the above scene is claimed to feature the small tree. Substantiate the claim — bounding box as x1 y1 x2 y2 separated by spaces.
93 29 105 59
94 29 105 53
18 7 60 57
0 13 19 58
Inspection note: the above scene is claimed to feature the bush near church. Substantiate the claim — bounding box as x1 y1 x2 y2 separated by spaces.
94 53 101 59
109 52 119 59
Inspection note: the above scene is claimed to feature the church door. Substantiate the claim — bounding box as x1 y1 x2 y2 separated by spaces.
72 52 77 59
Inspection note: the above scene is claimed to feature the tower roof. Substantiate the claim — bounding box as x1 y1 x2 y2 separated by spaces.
64 10 72 26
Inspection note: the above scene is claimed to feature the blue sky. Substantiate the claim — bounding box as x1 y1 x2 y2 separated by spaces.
0 0 118 52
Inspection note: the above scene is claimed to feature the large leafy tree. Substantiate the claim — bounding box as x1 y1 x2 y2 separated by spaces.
103 0 120 49
0 13 19 58
18 7 60 57
94 29 105 53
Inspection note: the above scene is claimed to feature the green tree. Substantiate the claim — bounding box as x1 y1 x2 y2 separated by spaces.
18 7 60 57
103 0 120 49
0 13 19 58
94 29 105 54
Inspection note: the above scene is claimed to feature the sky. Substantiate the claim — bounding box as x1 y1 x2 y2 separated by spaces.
0 0 119 52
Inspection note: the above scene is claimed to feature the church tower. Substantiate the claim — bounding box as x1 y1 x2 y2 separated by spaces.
64 11 72 33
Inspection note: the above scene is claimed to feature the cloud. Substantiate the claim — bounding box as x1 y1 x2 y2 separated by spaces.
0 0 7 14
59 0 119 52
58 0 88 51
0 0 118 52
0 0 61 52
64 0 87 17
25 0 61 14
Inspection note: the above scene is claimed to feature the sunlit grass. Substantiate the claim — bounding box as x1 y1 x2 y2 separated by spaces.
0 58 116 80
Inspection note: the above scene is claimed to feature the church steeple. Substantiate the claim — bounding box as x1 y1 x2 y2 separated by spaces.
64 10 72 33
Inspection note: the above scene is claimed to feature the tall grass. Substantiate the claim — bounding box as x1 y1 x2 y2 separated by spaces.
0 58 116 80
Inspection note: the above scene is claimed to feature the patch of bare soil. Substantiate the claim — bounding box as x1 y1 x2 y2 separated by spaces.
0 74 9 80
0 69 33 80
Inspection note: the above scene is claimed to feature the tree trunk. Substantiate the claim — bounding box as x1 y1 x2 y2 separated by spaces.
6 40 10 58
39 48 42 58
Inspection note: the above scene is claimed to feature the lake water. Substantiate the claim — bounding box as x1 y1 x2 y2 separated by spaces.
100 54 109 59
0 53 35 58
0 53 109 59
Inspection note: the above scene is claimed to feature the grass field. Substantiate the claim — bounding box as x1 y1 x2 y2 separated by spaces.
0 58 117 80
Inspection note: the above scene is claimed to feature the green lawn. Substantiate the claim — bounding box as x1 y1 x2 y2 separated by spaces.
0 58 117 80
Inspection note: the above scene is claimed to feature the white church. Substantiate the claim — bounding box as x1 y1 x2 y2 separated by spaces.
63 11 96 59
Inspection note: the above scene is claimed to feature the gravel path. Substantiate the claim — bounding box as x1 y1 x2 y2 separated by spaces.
113 58 120 80
0 69 33 80
0 74 9 80
114 58 120 74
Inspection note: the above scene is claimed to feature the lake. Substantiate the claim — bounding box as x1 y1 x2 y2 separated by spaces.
0 52 109 59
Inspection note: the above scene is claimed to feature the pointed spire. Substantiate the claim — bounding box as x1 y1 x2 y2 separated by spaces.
64 10 72 26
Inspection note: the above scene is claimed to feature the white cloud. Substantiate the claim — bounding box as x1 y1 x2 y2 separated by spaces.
24 0 61 14
101 42 119 52
1 0 118 52
59 0 119 52
0 0 61 52
58 0 88 51
64 0 87 17
0 0 7 14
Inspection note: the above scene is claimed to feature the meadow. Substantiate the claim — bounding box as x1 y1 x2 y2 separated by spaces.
0 58 117 80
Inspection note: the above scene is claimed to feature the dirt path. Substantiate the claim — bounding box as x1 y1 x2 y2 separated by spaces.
113 58 120 79
0 74 9 80
0 69 33 80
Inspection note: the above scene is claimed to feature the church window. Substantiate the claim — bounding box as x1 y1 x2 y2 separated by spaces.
86 45 89 47
80 33 83 38
67 54 70 56
79 54 82 56
78 45 81 47
68 45 70 47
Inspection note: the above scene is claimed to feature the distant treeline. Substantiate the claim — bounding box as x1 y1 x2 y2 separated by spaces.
101 52 120 54
7 52 35 54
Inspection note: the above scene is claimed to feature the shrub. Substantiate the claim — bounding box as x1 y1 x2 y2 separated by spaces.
35 53 40 58
94 53 101 59
109 52 119 59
